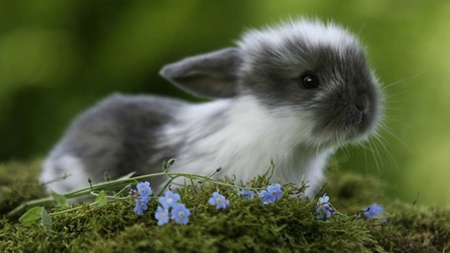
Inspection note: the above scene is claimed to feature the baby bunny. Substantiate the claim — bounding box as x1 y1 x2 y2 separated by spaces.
40 19 383 196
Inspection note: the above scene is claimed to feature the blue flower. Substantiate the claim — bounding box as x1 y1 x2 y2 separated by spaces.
134 199 148 216
259 190 274 204
316 193 335 220
208 191 229 209
364 203 384 219
159 190 181 209
136 181 152 201
154 206 170 226
318 193 329 204
267 184 283 200
172 203 191 225
240 189 255 199
259 184 283 204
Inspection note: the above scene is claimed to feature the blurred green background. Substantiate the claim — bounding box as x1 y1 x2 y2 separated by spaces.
1 0 449 205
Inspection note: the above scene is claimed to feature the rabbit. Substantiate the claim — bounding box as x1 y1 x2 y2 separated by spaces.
40 18 383 197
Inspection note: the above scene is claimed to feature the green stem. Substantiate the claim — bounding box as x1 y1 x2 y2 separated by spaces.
7 197 54 217
7 171 262 217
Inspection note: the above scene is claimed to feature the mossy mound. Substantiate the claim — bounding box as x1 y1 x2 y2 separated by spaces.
0 160 449 253
0 160 45 216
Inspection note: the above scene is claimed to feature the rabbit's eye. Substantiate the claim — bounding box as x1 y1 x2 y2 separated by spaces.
300 73 319 89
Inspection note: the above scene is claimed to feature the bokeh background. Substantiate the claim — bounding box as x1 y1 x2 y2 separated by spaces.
1 0 449 205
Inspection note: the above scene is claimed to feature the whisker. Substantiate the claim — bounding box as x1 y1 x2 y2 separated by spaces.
375 136 398 170
363 142 369 175
384 91 409 100
382 73 421 90
367 139 381 173
372 133 396 167
373 137 385 171
379 124 410 151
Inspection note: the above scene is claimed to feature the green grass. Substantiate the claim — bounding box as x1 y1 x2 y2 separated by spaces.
0 160 449 253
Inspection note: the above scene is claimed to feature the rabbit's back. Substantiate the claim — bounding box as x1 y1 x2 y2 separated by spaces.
40 94 186 193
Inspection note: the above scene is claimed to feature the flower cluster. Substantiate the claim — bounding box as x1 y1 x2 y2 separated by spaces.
134 182 387 226
131 181 387 226
364 203 384 219
259 184 283 205
156 190 191 226
208 191 230 209
131 182 153 216
316 193 336 220
130 182 191 225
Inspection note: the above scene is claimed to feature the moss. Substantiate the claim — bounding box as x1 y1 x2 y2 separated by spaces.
0 160 46 217
0 160 449 253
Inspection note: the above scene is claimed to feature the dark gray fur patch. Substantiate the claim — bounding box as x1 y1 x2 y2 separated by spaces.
48 94 190 188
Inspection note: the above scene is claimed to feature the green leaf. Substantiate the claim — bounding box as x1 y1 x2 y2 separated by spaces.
40 208 52 230
167 158 176 166
19 207 52 230
19 207 43 226
50 190 69 207
117 172 135 180
92 191 108 207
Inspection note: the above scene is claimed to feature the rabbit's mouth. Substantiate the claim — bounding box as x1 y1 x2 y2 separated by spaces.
348 106 376 133
311 102 381 147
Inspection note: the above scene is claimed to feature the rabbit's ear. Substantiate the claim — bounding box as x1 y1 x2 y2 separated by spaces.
159 48 242 99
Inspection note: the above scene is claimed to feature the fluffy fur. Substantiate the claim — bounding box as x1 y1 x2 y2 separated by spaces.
160 96 334 192
41 19 383 196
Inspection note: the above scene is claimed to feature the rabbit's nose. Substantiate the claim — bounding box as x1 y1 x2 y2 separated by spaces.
348 106 364 125
355 92 369 112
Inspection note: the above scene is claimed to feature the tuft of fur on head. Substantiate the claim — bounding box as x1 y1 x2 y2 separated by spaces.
237 19 360 64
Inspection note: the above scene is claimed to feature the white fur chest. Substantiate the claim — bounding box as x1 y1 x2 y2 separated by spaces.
163 96 334 194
